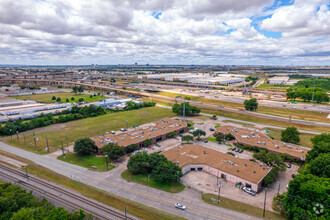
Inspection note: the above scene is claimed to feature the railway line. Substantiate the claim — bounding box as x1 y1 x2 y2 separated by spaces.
0 163 135 220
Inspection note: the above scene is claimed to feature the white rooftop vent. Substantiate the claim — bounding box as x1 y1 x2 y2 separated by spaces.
149 133 151 136
257 141 260 144
227 128 229 130
275 145 279 149
114 141 117 144
106 137 110 141
122 137 125 140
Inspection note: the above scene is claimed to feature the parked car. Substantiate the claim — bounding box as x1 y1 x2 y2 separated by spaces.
243 187 256 196
209 127 215 131
204 140 209 143
235 148 240 152
111 131 115 134
239 149 243 153
287 163 292 168
231 147 236 151
120 128 127 132
175 203 186 210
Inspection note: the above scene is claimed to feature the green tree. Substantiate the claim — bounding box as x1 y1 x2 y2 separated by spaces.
306 153 330 178
181 135 194 143
56 97 61 102
90 95 93 98
226 133 235 140
152 161 183 183
77 86 84 94
172 103 200 116
66 98 69 102
192 129 206 140
125 144 139 154
281 126 300 144
101 143 125 160
143 138 152 147
74 138 97 156
168 131 176 138
72 86 78 94
51 96 56 100
71 97 75 101
127 151 151 174
243 98 258 111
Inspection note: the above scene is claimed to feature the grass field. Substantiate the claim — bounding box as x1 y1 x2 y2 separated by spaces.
151 97 330 133
13 92 103 103
0 150 185 220
57 153 115 171
155 91 330 123
205 137 216 142
6 107 176 154
121 170 185 193
202 194 284 220
223 120 255 127
257 83 290 91
262 127 315 148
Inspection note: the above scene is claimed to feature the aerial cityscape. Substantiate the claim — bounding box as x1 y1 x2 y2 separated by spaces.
0 1 329 220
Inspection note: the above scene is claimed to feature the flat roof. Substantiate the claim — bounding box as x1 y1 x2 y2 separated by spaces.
91 118 187 148
216 126 309 159
162 145 271 184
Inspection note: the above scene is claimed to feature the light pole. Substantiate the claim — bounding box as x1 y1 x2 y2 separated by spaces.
105 154 109 171
126 120 128 130
218 181 222 204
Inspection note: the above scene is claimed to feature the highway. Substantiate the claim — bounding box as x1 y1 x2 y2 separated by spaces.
1 78 329 127
0 141 261 220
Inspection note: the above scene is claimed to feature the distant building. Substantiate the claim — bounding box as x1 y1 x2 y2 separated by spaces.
267 76 289 85
162 145 271 192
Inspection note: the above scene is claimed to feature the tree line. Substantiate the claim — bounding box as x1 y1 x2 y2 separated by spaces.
0 183 88 220
273 133 330 219
286 87 329 103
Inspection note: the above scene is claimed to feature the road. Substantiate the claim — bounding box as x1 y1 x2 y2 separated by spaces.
0 141 261 220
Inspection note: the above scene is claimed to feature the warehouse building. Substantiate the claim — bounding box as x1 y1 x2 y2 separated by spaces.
162 145 271 192
91 118 188 151
216 126 309 160
267 76 289 85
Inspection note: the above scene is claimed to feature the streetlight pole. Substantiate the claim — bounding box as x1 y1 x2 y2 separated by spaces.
105 154 108 171
126 119 128 130
218 181 222 204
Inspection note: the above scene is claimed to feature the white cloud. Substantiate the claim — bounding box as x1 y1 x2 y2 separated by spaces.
0 0 328 65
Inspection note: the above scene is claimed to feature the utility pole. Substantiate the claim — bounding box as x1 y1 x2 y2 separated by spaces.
311 80 316 104
23 134 26 145
277 182 281 196
61 140 65 157
263 189 267 217
183 96 185 122
33 132 37 148
46 135 49 152
218 181 222 204
125 205 127 220
126 119 128 130
10 129 12 140
105 154 109 171
16 131 19 142
25 167 29 181
289 114 292 122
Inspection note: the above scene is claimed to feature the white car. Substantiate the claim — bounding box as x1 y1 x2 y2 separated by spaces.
243 187 256 196
175 203 186 210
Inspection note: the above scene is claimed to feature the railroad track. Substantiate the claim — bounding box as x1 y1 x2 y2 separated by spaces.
0 163 135 220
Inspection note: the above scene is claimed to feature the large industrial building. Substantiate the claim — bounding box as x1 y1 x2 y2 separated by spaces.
162 145 271 192
216 126 309 160
138 73 246 85
91 118 188 151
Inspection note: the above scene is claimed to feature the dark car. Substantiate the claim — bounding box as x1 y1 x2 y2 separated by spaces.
231 147 236 151
235 148 240 152
209 127 215 131
287 163 292 168
292 174 296 178
239 149 243 153
204 140 209 143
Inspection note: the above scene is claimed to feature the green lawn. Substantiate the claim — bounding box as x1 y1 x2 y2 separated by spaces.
202 194 284 220
57 153 115 171
257 83 290 91
121 170 185 193
6 107 176 154
223 120 255 127
262 127 315 148
13 92 103 103
214 123 221 128
205 137 216 142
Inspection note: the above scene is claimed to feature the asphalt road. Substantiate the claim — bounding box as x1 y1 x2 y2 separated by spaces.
0 141 262 220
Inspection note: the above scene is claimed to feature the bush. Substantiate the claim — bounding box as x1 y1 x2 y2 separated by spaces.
227 152 235 156
168 131 176 138
143 139 152 147
66 98 69 102
101 143 125 160
125 144 139 154
56 97 61 102
74 138 97 156
52 96 56 100
71 97 75 101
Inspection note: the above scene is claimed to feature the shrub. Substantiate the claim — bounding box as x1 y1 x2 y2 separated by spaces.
74 138 97 156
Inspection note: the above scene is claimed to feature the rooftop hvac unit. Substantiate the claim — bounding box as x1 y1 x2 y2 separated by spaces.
106 137 110 141
262 142 266 145
122 138 125 140
275 145 279 149
251 132 255 136
141 131 144 134
149 133 151 136
155 129 158 131
227 128 229 130
257 141 260 144
253 171 256 173
114 141 117 144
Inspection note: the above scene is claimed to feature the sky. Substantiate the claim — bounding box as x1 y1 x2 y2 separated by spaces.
0 0 329 65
